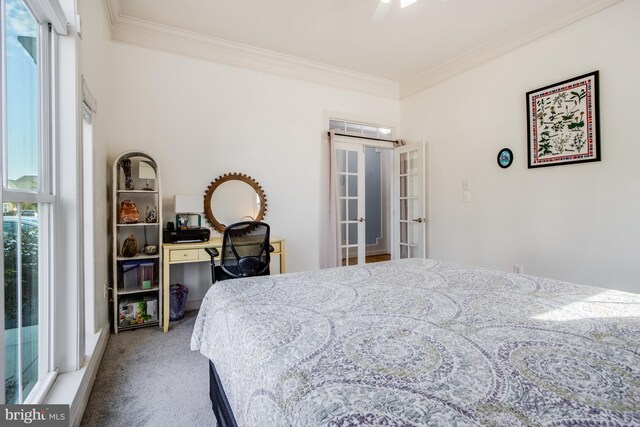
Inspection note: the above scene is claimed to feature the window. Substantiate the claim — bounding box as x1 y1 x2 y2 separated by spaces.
2 0 57 404
329 119 394 141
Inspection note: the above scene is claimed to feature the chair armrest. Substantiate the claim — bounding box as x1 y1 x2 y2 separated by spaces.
269 244 274 252
205 247 219 258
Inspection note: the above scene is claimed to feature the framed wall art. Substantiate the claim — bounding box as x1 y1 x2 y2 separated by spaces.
526 71 600 168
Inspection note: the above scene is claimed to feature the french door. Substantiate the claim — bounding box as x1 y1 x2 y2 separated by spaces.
394 143 427 259
336 142 366 266
335 137 427 266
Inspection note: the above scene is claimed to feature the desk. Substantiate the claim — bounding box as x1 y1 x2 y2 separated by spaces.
162 237 285 332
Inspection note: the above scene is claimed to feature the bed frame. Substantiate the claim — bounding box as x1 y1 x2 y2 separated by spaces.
209 360 238 427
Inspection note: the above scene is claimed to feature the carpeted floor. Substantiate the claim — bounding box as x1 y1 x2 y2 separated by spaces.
81 311 216 426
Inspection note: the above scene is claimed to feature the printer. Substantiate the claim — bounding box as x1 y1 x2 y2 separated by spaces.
163 227 210 243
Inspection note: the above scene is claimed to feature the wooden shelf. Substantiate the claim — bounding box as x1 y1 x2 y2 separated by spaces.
118 320 160 331
116 222 159 227
116 254 160 262
117 286 160 296
117 190 159 194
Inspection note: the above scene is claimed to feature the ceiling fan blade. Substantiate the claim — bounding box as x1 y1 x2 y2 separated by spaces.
372 0 393 22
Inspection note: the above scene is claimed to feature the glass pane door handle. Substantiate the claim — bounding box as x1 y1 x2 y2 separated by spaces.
349 218 366 222
412 218 427 223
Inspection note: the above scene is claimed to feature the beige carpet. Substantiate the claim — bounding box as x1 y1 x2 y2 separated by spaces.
81 311 216 426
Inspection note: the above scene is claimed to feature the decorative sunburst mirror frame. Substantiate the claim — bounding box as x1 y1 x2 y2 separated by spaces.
203 173 268 233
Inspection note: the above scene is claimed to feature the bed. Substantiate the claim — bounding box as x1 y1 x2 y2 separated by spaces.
191 258 640 426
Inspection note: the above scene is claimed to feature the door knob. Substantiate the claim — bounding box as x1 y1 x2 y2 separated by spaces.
358 217 366 222
412 218 423 223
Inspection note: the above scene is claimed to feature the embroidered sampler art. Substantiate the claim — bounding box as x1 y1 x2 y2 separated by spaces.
526 71 600 168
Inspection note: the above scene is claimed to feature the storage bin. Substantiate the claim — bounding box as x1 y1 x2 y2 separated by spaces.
118 296 157 327
120 260 155 291
138 261 154 289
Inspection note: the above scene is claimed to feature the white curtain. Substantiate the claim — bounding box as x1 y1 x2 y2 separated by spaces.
320 131 340 268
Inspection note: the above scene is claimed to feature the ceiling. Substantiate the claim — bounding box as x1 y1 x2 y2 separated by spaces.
110 0 621 97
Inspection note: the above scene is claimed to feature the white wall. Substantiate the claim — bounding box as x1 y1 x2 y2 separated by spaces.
107 42 399 302
401 0 640 293
80 0 113 331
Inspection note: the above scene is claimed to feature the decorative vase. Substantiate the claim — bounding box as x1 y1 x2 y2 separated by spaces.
120 158 134 190
122 234 138 257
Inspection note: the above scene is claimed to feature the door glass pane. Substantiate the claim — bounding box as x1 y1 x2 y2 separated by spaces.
410 224 423 257
348 223 358 245
400 153 407 175
348 151 358 173
339 175 346 197
400 245 409 259
341 223 346 245
400 176 407 197
400 199 407 221
337 150 346 173
408 151 418 173
348 175 357 197
408 173 418 198
3 202 39 403
6 0 40 191
340 199 347 222
400 222 407 244
348 199 358 221
409 197 420 219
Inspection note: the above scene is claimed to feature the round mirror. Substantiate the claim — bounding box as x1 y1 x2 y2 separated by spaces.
204 173 267 233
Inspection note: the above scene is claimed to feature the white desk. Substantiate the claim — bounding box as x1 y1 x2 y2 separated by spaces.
161 237 285 332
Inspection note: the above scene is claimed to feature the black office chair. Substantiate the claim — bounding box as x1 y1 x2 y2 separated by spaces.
205 221 273 284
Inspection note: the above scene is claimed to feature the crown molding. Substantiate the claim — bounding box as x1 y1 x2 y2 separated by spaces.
102 0 121 30
399 0 623 98
103 0 622 100
102 0 399 99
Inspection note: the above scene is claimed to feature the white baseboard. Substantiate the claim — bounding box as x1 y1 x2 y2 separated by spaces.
365 248 391 256
185 299 203 312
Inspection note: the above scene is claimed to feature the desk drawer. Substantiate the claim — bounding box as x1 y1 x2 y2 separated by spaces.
170 249 199 262
199 249 214 261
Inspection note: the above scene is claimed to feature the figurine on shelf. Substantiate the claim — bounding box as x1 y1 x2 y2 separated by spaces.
119 158 134 190
119 199 140 223
145 205 157 223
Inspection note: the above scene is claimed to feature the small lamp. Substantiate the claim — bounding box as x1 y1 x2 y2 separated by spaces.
139 160 156 191
173 195 203 229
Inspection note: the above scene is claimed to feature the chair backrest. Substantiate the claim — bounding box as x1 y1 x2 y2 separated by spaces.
220 221 271 278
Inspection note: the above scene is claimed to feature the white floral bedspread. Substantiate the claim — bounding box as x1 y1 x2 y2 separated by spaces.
191 258 640 426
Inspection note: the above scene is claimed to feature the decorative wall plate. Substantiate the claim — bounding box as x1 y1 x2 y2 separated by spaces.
497 148 513 168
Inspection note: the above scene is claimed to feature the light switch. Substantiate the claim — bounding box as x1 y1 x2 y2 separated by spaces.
462 179 471 191
463 191 471 203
